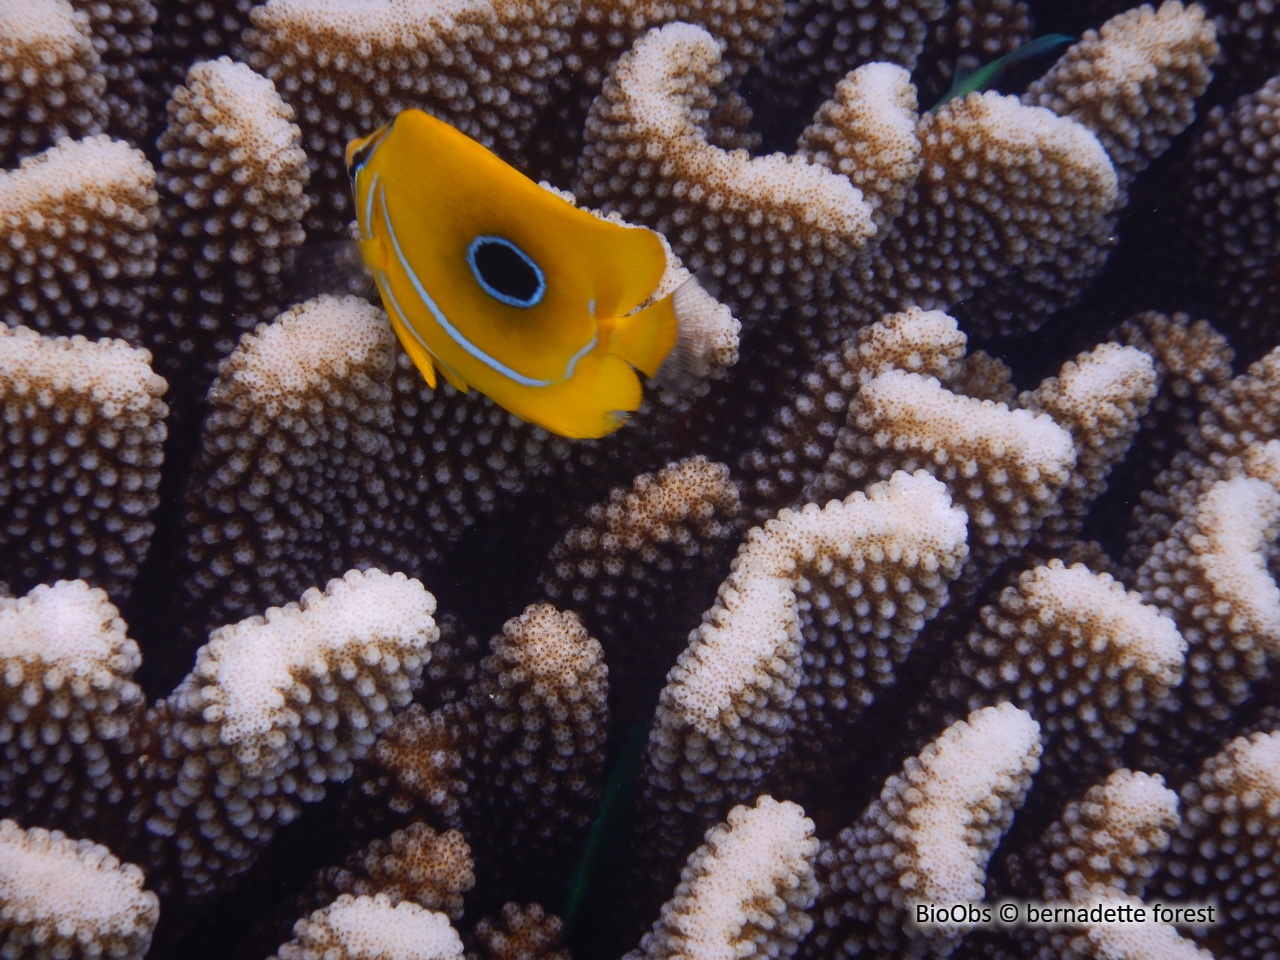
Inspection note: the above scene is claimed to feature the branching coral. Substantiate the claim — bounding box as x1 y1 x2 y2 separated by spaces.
0 0 108 167
149 56 310 389
794 62 922 236
627 796 818 960
522 0 788 185
74 0 157 144
364 603 607 904
579 21 878 320
1129 397 1280 763
242 0 581 232
1025 2 1217 198
0 818 159 960
0 135 158 341
306 823 475 920
467 902 570 960
757 0 946 110
0 325 167 598
1155 732 1280 959
1109 311 1235 507
1128 344 1280 560
1018 343 1159 548
540 455 743 718
141 568 439 895
268 893 464 960
175 294 404 637
805 703 1042 960
737 306 968 518
827 85 1119 334
0 580 145 838
963 0 1218 336
760 307 1157 595
1149 476 1280 682
1175 74 1280 356
0 568 438 904
2 1 1278 958
625 470 968 915
913 560 1185 789
1013 768 1180 903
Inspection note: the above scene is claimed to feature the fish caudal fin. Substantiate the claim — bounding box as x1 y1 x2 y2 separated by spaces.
610 273 719 394
652 274 719 395
609 293 678 380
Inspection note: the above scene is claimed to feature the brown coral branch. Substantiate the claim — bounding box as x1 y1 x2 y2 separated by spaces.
0 818 159 960
365 603 607 904
148 56 310 390
627 796 819 960
578 21 877 320
540 455 742 721
0 135 158 342
0 325 167 598
243 0 580 234
626 470 968 919
139 568 439 896
804 703 1041 960
268 893 464 960
1154 731 1280 959
0 0 107 166
913 560 1184 790
0 581 146 841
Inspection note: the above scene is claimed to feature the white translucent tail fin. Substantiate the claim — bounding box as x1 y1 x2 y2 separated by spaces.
652 272 721 394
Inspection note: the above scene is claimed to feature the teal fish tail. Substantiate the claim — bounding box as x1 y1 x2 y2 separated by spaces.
929 34 1074 113
562 722 649 941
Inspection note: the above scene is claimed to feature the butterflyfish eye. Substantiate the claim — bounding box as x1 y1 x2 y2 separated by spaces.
345 120 393 179
346 139 376 180
466 236 546 308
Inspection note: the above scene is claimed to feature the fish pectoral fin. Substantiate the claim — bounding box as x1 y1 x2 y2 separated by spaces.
609 293 679 378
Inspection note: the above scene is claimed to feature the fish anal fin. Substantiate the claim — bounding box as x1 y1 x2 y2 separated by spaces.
507 354 644 439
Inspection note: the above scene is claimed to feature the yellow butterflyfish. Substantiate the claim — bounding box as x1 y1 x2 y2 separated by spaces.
345 109 709 439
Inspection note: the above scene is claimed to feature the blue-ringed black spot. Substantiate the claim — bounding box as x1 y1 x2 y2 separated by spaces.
467 236 546 308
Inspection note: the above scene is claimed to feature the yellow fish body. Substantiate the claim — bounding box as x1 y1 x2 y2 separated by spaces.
345 109 687 439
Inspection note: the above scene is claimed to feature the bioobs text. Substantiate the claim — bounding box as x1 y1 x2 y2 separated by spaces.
914 903 992 925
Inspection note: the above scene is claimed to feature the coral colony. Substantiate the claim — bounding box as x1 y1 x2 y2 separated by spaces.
1 1 1279 959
